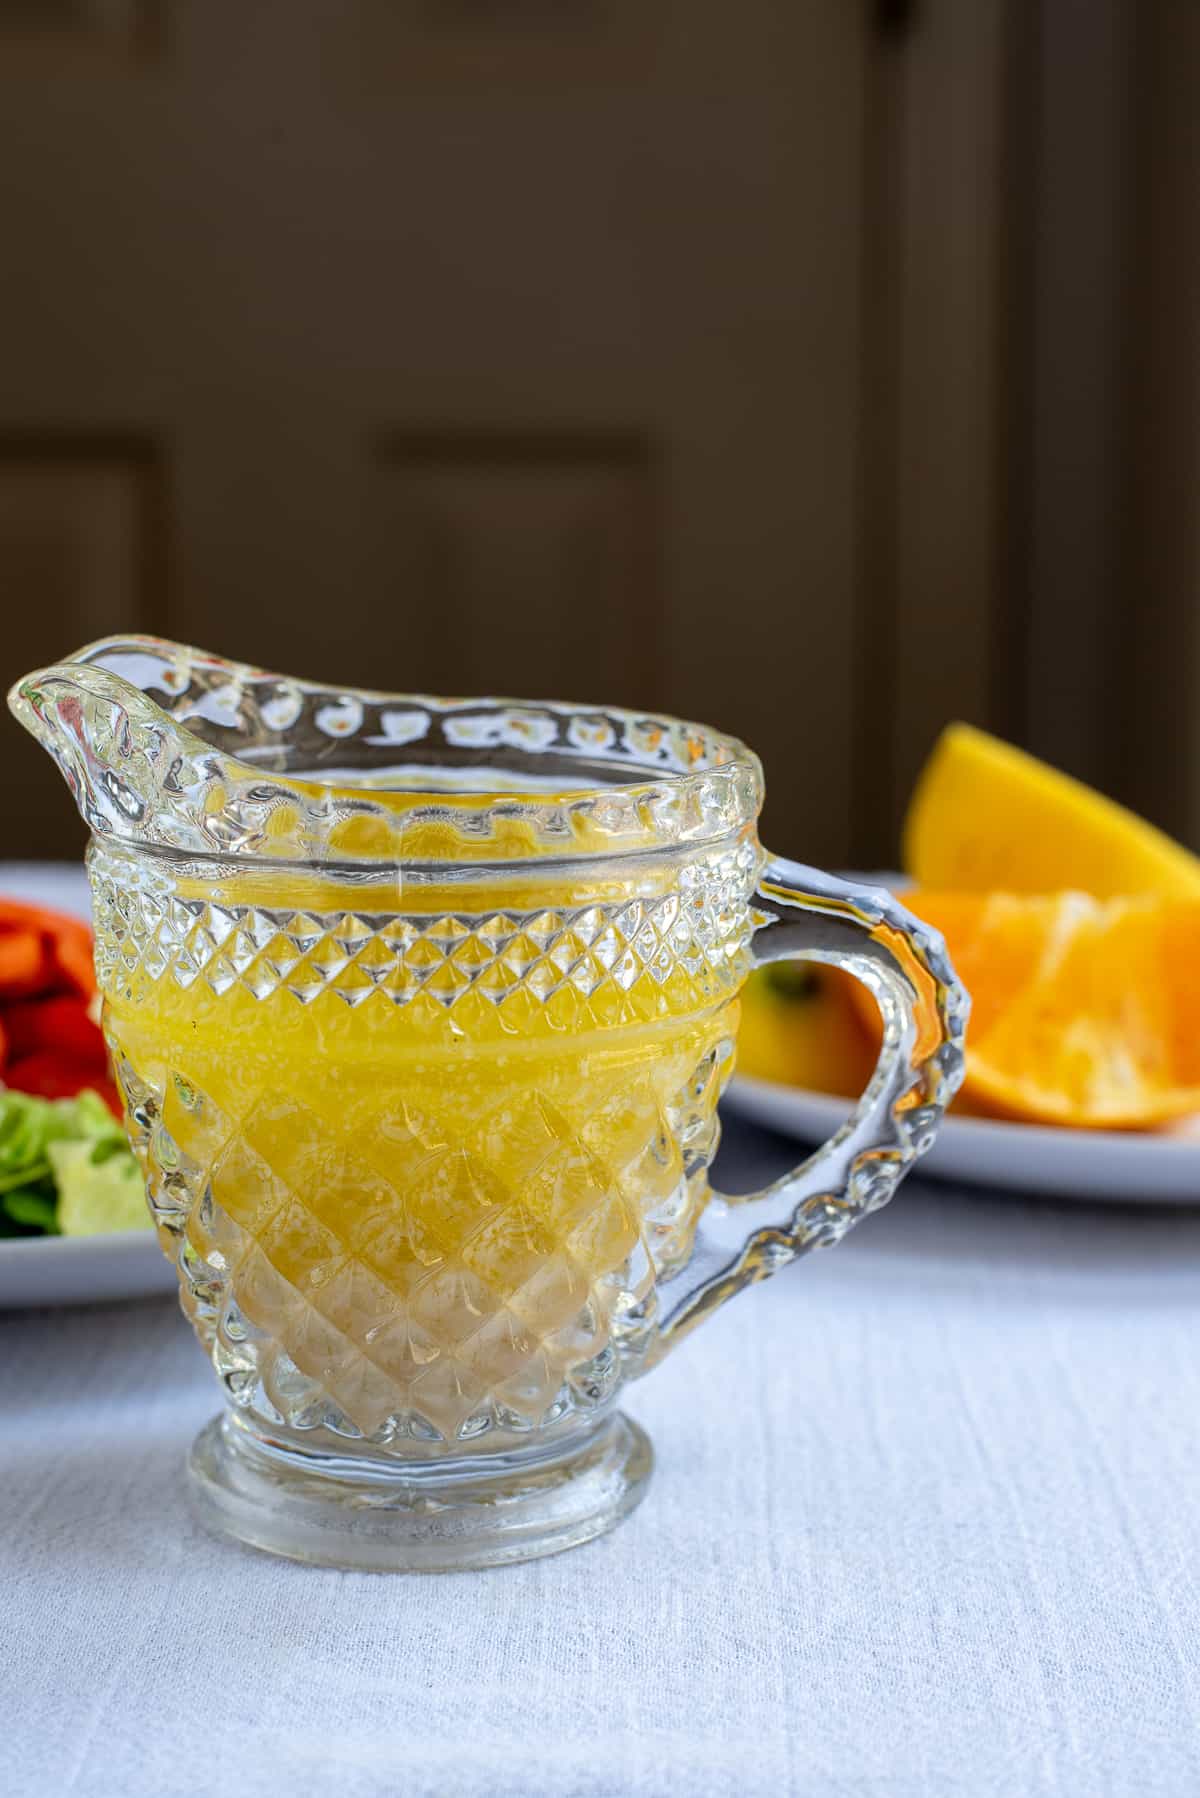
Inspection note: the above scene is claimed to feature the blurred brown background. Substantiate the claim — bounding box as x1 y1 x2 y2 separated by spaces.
1 0 1196 866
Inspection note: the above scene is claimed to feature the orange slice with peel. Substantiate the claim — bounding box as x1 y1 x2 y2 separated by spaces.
904 724 1200 898
892 890 1200 1130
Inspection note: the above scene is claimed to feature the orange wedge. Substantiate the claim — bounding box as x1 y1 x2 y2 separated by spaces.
736 963 878 1098
896 890 1200 1129
904 724 1200 897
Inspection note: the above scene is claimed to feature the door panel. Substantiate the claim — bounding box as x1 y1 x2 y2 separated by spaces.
0 439 161 856
854 0 1009 862
374 433 658 708
0 1 876 863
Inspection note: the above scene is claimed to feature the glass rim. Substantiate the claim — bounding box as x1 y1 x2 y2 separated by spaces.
10 635 765 866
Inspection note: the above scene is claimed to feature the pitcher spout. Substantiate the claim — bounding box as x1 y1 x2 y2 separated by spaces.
8 635 335 863
9 637 188 844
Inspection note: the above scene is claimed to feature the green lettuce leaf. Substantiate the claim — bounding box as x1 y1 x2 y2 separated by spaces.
3 1186 59 1233
0 1090 78 1196
0 1088 146 1237
50 1138 148 1236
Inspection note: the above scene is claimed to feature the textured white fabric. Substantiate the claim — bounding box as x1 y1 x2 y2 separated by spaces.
5 1158 1200 1798
4 867 1200 1794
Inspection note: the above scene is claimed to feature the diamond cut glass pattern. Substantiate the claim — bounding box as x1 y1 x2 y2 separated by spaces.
89 847 756 1026
96 834 752 1450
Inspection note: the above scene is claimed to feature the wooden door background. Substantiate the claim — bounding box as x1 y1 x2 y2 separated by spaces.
1 1 1196 865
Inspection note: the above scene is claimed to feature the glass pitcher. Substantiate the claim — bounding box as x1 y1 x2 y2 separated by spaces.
10 638 966 1571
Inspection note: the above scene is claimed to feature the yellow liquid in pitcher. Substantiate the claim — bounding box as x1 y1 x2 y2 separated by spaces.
104 876 738 1441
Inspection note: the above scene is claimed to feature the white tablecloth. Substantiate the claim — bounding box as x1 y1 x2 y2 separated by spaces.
5 1138 1200 1798
4 866 1200 1795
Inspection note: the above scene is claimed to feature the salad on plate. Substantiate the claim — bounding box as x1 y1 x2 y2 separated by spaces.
0 896 145 1239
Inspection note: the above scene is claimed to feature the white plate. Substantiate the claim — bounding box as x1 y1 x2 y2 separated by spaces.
0 1229 176 1308
725 1075 1200 1204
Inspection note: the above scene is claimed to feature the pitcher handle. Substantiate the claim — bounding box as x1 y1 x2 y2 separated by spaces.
649 857 968 1362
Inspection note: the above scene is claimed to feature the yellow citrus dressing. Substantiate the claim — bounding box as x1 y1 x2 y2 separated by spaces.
102 868 741 1441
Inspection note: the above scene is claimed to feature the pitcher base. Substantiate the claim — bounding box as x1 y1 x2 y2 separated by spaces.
187 1410 653 1572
